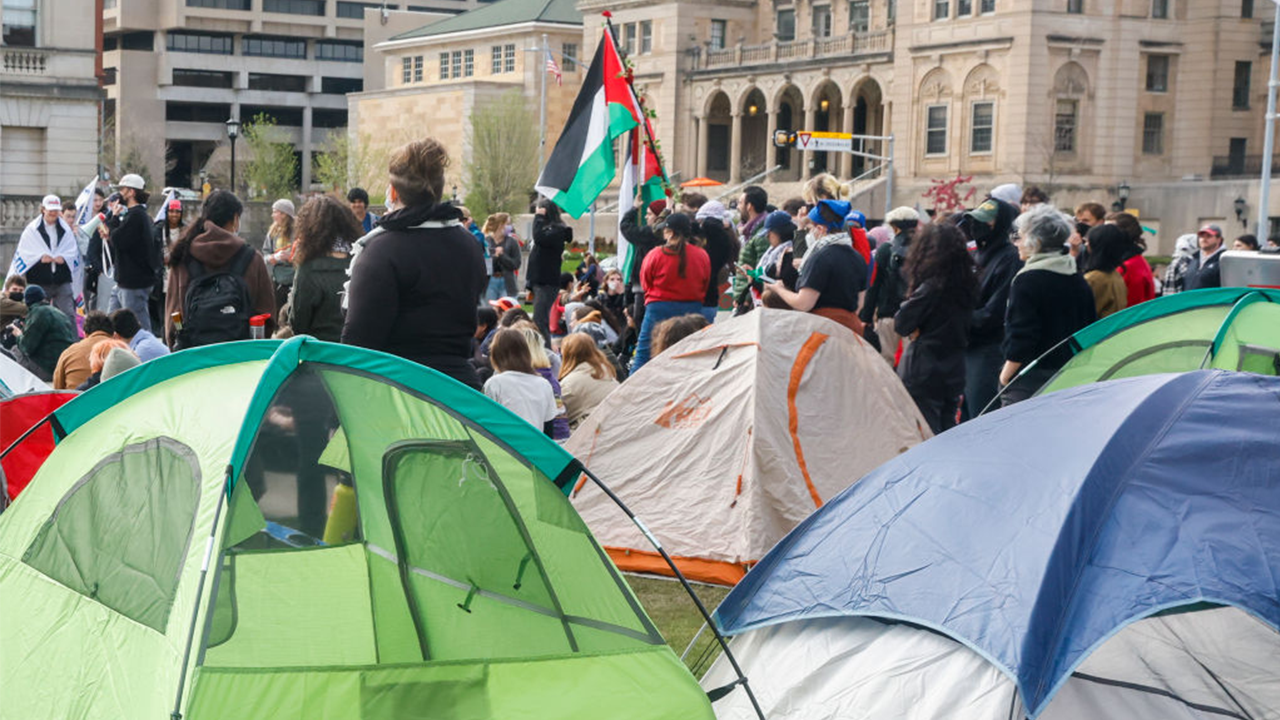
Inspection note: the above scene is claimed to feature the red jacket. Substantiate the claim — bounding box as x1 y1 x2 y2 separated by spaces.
641 242 711 304
1118 254 1155 308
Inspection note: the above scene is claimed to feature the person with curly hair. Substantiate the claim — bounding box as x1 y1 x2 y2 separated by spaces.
894 222 979 433
287 195 363 342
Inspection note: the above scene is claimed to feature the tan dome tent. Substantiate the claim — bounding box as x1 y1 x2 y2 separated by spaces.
567 310 930 585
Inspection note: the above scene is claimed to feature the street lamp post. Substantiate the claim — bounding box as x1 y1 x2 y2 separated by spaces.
225 117 241 195
1113 180 1131 213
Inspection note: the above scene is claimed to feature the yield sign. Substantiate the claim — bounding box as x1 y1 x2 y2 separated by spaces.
796 132 813 150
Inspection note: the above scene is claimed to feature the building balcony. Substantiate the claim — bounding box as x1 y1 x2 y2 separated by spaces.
693 29 893 73
1211 155 1280 179
1 47 98 86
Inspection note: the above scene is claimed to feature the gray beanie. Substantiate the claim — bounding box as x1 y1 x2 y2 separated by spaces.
101 346 141 381
272 199 296 217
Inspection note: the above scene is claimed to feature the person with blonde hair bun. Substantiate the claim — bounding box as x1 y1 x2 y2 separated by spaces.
341 137 487 389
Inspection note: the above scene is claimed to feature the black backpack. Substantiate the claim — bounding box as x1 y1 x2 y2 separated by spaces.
178 244 255 350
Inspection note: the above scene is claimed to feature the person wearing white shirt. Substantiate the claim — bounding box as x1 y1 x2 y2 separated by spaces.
483 329 558 436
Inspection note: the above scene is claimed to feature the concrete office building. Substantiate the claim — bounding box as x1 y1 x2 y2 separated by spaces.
579 0 1278 252
1 0 104 252
101 0 492 192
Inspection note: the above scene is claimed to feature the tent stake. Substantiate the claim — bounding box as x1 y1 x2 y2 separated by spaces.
170 465 231 720
583 470 767 720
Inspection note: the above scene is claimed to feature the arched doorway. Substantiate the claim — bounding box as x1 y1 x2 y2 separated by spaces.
850 78 884 178
811 81 843 175
740 88 768 180
775 85 804 182
705 91 732 183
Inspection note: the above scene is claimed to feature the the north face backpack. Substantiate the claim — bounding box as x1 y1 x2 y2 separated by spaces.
178 244 255 350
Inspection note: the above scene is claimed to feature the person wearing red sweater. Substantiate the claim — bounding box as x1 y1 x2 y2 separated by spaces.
632 212 710 372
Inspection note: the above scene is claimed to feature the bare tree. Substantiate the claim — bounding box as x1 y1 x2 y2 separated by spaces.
464 91 539 219
242 113 298 201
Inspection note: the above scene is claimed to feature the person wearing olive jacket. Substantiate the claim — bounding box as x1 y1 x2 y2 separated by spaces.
288 195 361 343
528 199 571 339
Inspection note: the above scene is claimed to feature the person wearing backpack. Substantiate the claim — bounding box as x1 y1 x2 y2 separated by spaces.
164 190 275 349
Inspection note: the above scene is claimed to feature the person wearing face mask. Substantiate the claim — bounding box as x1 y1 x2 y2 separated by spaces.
165 190 276 348
960 197 1020 418
1 275 28 326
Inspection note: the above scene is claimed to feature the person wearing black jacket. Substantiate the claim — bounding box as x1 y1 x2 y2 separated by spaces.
694 213 738 321
960 197 1021 417
999 205 1097 406
341 138 487 389
528 199 571 339
106 174 159 332
860 206 919 364
620 199 664 328
894 222 979 434
1184 224 1227 291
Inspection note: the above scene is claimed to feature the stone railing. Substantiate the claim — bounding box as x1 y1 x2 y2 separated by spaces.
1 196 42 229
697 29 893 71
2 49 48 75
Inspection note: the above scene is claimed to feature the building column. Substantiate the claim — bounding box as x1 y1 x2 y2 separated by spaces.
804 105 818 180
766 106 779 177
730 112 744 184
696 115 708 178
842 101 856 179
301 105 313 191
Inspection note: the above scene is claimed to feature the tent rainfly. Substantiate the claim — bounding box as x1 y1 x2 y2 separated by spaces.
1038 287 1280 396
567 310 930 585
705 370 1280 719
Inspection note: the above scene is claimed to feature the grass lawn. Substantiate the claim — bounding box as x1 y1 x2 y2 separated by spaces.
625 574 729 674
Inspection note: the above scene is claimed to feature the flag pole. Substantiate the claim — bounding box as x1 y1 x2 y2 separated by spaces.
1258 4 1280 237
603 13 671 194
538 33 549 175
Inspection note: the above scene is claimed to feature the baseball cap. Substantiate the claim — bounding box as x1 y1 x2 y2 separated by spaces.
167 198 183 211
41 195 62 212
844 209 867 229
116 174 145 190
966 199 1001 224
763 210 794 235
654 212 693 236
488 296 521 313
1197 224 1223 237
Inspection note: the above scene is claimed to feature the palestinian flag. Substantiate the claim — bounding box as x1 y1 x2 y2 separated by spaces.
535 29 638 218
617 123 669 281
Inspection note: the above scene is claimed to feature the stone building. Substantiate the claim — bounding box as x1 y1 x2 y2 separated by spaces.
1 0 104 253
577 0 1277 253
100 0 491 192
348 0 583 198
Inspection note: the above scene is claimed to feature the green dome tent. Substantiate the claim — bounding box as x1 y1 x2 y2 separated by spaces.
0 337 714 719
1038 288 1280 396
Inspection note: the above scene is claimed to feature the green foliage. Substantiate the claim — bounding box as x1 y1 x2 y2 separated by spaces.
242 113 298 200
463 91 539 220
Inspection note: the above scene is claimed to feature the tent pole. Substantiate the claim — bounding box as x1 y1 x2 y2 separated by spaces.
583 470 767 720
0 415 51 461
169 465 231 720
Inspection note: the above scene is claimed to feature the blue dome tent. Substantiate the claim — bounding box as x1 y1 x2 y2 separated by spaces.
704 371 1280 719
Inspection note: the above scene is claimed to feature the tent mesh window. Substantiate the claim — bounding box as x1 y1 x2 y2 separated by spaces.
21 437 201 632
199 365 662 679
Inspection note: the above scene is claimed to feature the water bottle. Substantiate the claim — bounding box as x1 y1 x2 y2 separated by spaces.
249 314 269 340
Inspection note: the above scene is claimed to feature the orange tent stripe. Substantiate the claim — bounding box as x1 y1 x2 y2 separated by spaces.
605 546 753 586
789 332 829 509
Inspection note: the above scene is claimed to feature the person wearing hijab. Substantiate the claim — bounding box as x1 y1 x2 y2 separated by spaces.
1161 233 1200 296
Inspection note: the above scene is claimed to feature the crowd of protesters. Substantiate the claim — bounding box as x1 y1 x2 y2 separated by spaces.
2 137 1258 442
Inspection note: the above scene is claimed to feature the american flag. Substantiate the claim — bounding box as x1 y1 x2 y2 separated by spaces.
545 48 562 86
